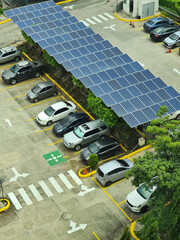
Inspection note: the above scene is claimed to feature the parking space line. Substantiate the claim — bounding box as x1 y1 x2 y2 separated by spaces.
171 48 179 52
17 96 60 110
104 178 126 189
143 35 149 38
120 143 127 152
118 200 126 205
8 93 26 100
128 157 134 163
73 150 81 155
0 79 38 91
132 27 143 31
64 155 70 158
36 127 52 133
92 177 132 222
68 170 83 185
93 232 100 240
0 63 14 69
26 117 36 121
47 140 63 146
154 42 162 45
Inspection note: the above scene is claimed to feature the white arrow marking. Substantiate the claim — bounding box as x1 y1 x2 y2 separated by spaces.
5 119 12 127
9 167 29 182
67 221 87 234
173 68 180 75
64 5 74 9
104 24 116 31
78 185 95 196
138 62 144 67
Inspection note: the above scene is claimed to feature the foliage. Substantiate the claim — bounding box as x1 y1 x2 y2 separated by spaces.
21 30 34 44
87 92 119 127
89 154 98 169
160 0 180 16
120 226 131 240
72 75 85 89
0 8 3 15
42 50 59 68
138 221 161 240
126 106 180 240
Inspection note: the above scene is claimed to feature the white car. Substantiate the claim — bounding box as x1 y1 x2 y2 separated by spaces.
126 184 156 213
37 101 76 126
168 110 180 120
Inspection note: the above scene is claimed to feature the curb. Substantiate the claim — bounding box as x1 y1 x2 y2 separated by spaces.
0 199 10 212
114 12 160 22
130 220 140 240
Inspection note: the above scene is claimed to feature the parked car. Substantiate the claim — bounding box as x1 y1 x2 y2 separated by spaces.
80 137 121 165
27 81 58 103
36 101 76 126
53 112 90 137
63 119 109 151
0 46 21 64
143 17 174 33
126 184 157 213
150 25 179 42
163 30 180 48
167 110 180 120
2 60 44 85
95 158 133 187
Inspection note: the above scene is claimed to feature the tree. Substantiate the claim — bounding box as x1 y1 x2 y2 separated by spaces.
126 106 180 240
120 226 131 240
89 154 98 169
160 0 180 16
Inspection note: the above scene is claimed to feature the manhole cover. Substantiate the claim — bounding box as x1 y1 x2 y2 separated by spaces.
63 212 72 220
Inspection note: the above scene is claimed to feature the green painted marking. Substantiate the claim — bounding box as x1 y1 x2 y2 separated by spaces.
43 150 66 166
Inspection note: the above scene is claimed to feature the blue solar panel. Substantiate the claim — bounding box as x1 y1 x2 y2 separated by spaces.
90 85 104 97
123 114 139 127
121 101 136 113
89 74 102 85
79 66 92 75
106 69 119 79
100 94 115 106
99 83 113 93
139 95 154 106
118 89 132 99
142 107 157 120
71 68 84 79
168 98 180 110
133 110 149 124
144 79 159 91
61 61 74 71
125 75 138 85
136 83 150 94
127 85 141 97
110 91 124 102
131 62 144 71
156 88 171 101
96 61 109 71
147 92 162 103
111 103 127 116
133 72 147 82
153 77 167 88
122 64 136 74
130 98 145 109
88 63 101 73
116 77 130 87
108 80 121 90
80 76 94 88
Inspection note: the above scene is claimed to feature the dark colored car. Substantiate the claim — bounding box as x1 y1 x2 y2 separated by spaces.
27 81 58 103
150 25 180 42
80 137 121 165
143 17 174 33
53 112 90 137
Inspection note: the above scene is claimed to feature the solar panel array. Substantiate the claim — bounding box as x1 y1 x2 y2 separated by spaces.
5 0 180 127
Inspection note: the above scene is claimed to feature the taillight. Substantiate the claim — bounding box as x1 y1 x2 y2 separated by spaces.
155 35 159 37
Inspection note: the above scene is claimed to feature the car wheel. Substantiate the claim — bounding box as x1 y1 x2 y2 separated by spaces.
105 181 112 187
141 206 149 213
47 120 53 126
14 56 20 62
35 71 40 78
99 135 106 140
176 114 180 120
34 98 38 103
74 145 81 151
11 79 17 85
52 92 58 96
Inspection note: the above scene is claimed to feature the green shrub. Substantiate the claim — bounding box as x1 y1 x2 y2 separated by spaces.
72 75 85 89
120 226 131 240
89 154 98 169
42 50 59 68
21 30 34 44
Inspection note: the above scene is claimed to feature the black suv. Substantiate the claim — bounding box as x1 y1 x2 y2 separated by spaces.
53 112 90 137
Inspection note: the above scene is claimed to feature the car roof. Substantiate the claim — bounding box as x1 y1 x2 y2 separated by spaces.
51 101 68 110
152 17 166 22
36 81 55 89
0 46 17 53
79 119 106 131
173 31 180 36
70 112 88 119
99 160 121 173
17 60 30 67
95 137 118 148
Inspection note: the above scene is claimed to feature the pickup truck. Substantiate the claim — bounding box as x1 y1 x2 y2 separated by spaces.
2 60 44 85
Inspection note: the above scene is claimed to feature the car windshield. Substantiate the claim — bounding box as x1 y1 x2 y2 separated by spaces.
65 102 72 107
44 106 55 117
154 27 163 33
74 127 84 138
88 143 99 154
147 20 153 25
0 50 3 56
169 33 178 40
10 64 19 73
32 85 41 94
59 116 72 126
137 185 152 199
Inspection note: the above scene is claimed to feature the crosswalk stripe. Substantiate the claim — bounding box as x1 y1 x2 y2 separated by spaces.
58 173 73 189
80 20 89 27
98 14 108 21
8 192 22 210
48 177 64 193
104 13 115 19
28 184 43 201
68 170 83 185
92 16 102 23
38 181 54 197
18 188 33 206
85 18 96 25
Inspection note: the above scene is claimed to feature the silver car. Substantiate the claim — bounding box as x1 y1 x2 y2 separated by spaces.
95 158 134 187
0 46 21 64
27 81 58 103
163 30 180 48
63 119 109 151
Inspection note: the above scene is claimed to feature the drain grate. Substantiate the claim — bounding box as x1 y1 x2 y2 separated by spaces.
62 212 72 220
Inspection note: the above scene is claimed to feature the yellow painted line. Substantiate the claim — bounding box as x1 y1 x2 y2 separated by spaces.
114 12 160 22
93 232 100 240
0 19 11 24
48 140 63 146
130 220 140 240
154 42 162 45
104 178 126 189
22 52 33 62
144 35 149 38
17 95 60 110
56 0 75 4
132 27 143 31
64 155 70 158
171 48 179 52
26 117 36 121
92 177 132 222
136 128 145 138
0 199 10 212
36 127 52 133
120 143 127 152
73 150 81 155
128 157 134 163
0 63 15 69
118 200 126 205
8 93 26 100
0 79 38 91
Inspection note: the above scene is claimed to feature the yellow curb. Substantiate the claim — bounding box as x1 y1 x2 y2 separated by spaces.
130 220 140 240
93 232 100 240
56 0 75 4
0 19 11 24
114 12 160 22
0 199 10 212
22 52 33 62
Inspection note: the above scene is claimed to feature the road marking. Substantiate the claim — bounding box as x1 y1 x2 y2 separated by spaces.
93 232 100 240
78 185 95 196
36 127 52 133
98 14 108 21
38 180 54 197
104 178 126 189
80 20 89 27
63 5 74 9
0 63 14 69
68 170 83 185
26 117 36 121
104 13 115 19
118 200 126 205
171 48 179 52
92 16 102 23
28 184 43 201
48 177 64 193
85 18 96 25
9 167 29 182
132 27 143 31
154 42 162 45
7 192 22 210
47 140 63 146
8 93 26 100
0 79 38 92
173 68 180 74
73 150 81 155
58 173 73 189
143 35 149 38
67 221 87 234
18 188 33 206
5 118 12 127
104 24 116 31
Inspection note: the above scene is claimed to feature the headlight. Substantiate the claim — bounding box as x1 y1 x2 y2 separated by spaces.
69 143 74 147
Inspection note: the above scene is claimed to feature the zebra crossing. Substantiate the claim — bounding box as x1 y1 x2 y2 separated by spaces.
7 170 83 210
80 12 115 27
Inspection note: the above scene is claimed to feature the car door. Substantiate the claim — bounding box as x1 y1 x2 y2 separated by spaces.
176 36 180 46
38 87 47 100
1 51 13 63
83 129 100 146
45 86 53 97
98 146 111 160
108 168 126 183
17 65 32 80
53 107 69 122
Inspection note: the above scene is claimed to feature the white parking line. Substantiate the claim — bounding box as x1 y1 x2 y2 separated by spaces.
80 20 89 27
98 14 108 21
68 170 83 185
58 173 73 189
7 192 22 210
48 177 64 193
18 188 33 206
85 18 96 25
92 16 102 23
38 181 54 197
104 13 115 19
28 184 43 201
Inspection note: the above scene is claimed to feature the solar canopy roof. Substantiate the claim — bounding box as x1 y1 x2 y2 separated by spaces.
5 0 180 127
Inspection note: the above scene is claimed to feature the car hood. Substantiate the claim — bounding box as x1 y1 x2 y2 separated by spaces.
164 37 176 45
53 121 64 133
37 111 49 121
63 131 81 145
126 189 145 206
27 90 36 99
81 147 91 160
2 69 15 79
